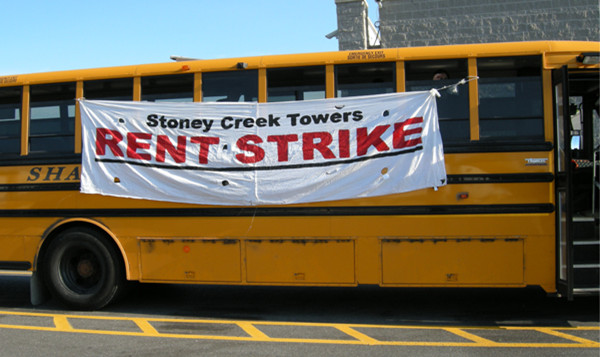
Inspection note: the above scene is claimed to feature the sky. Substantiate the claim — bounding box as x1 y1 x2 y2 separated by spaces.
1 0 381 76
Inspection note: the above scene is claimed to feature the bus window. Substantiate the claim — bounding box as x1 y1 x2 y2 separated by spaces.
405 59 469 143
267 66 325 102
29 83 76 154
477 56 543 141
335 62 395 97
141 74 194 102
202 70 258 102
0 86 21 155
84 78 133 100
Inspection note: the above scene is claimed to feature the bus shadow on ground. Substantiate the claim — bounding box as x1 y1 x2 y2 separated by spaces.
1 275 597 327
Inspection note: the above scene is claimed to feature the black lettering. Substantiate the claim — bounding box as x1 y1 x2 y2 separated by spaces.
221 116 234 129
167 119 179 128
64 167 80 181
330 112 342 123
159 115 168 128
26 167 42 182
256 117 267 127
300 115 311 125
191 119 202 129
268 114 280 127
43 167 65 181
202 119 213 132
146 114 158 127
353 110 363 121
287 113 300 126
311 113 329 124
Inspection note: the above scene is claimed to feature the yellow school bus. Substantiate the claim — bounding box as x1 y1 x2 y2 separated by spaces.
0 41 598 309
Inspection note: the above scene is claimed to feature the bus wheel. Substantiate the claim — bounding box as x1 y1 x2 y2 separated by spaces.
43 227 124 310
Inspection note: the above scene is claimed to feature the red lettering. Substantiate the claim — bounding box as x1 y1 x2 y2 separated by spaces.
235 135 265 164
356 125 390 156
393 117 423 149
126 132 152 160
302 132 335 160
338 129 350 158
267 134 298 162
95 128 123 156
156 135 187 163
190 136 220 164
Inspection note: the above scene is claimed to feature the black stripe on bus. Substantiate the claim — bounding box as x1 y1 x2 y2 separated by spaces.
0 261 31 271
0 183 80 192
0 173 553 193
0 204 554 218
443 141 553 154
0 142 553 167
446 173 554 184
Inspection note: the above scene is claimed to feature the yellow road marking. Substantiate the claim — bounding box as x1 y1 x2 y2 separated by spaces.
53 316 73 331
132 318 160 336
335 325 379 344
0 310 597 348
237 321 270 340
445 327 498 346
534 327 599 346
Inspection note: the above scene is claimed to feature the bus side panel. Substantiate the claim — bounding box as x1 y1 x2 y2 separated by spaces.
0 234 26 267
245 239 355 284
381 238 525 286
139 238 242 283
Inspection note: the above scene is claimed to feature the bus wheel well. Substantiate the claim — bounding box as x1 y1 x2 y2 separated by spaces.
37 221 126 281
37 221 127 310
35 221 120 269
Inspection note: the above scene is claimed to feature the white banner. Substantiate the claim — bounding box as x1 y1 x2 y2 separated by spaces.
79 91 446 206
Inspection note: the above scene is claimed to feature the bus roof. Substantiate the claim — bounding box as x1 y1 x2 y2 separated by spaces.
1 40 598 87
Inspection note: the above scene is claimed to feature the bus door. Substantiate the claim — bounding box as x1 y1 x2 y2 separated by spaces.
553 66 600 299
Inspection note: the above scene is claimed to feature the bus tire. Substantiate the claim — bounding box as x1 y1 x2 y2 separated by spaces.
42 227 124 310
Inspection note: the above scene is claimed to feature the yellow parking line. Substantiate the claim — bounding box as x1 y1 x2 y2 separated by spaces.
237 321 270 340
535 328 600 347
53 316 73 331
335 325 379 345
445 327 498 346
0 310 597 348
132 318 160 337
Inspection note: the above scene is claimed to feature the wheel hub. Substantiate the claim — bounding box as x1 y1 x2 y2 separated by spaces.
76 259 95 278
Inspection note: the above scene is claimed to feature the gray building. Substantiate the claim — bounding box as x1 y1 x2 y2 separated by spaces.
332 0 600 50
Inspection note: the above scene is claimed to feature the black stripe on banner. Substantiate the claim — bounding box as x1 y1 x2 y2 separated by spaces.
0 204 554 218
95 145 424 172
